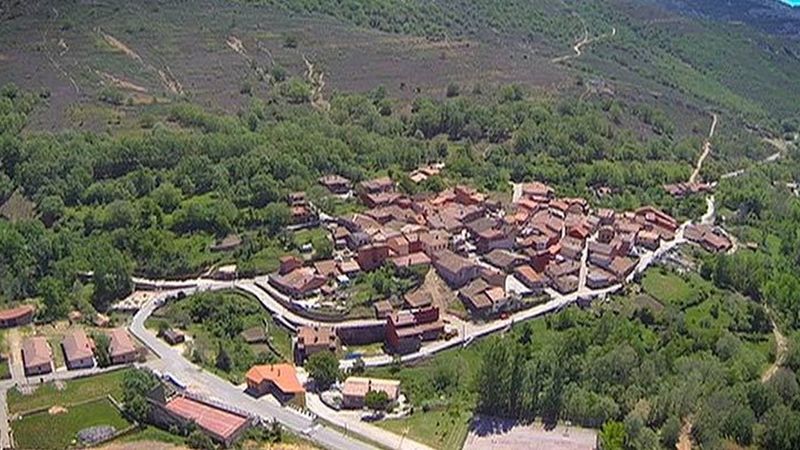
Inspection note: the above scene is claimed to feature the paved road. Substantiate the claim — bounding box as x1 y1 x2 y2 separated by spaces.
306 394 434 450
237 280 384 329
129 296 376 450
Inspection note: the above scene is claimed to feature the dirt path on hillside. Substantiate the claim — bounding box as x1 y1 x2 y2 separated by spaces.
689 113 718 184
677 419 693 450
762 312 788 383
552 25 616 63
98 28 183 95
227 35 272 83
97 71 149 93
100 30 144 63
303 55 330 111
43 7 81 95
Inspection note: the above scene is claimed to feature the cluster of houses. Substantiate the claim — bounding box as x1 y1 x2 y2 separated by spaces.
685 223 733 253
21 326 140 376
663 181 714 198
268 176 735 354
244 359 402 412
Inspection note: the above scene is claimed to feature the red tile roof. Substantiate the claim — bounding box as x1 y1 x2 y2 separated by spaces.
246 364 304 394
165 396 249 441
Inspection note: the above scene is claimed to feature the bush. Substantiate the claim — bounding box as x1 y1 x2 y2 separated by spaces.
187 430 215 450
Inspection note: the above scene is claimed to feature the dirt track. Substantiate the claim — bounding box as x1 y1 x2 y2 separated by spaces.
552 26 616 63
689 113 718 184
762 312 788 383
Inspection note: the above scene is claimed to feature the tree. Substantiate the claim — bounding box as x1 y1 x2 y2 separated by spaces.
599 421 626 450
759 405 800 450
93 332 111 368
660 416 682 449
38 276 68 321
216 344 232 372
187 430 215 450
122 368 159 422
38 195 64 227
305 351 340 390
92 248 132 312
150 182 182 213
364 390 391 413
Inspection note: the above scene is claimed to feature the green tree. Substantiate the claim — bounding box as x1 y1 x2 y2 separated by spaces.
660 416 682 449
38 276 68 321
187 430 214 450
305 351 340 391
122 368 159 422
38 195 64 227
364 390 391 413
93 333 111 368
92 248 133 312
599 421 626 450
150 182 182 213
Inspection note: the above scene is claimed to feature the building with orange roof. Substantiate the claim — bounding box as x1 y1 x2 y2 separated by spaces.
245 363 305 407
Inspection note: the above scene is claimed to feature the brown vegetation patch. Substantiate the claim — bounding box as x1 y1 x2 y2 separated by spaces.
0 190 36 222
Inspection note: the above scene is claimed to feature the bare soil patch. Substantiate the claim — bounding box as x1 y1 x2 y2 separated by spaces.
99 30 143 63
48 405 68 415
97 71 149 93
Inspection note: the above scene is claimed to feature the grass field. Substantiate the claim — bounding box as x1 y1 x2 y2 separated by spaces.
364 345 481 449
112 425 186 446
641 269 699 308
13 398 130 450
377 408 471 450
7 369 129 415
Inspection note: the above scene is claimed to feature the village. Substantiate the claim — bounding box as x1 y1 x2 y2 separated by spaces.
0 170 736 450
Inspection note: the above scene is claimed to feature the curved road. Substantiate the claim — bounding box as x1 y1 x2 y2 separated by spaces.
124 198 709 450
129 286 376 450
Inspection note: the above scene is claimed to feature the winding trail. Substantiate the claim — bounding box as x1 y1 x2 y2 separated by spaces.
552 26 616 63
303 55 329 111
689 113 718 184
762 310 788 383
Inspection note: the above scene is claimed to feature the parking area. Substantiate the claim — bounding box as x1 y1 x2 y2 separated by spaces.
463 416 597 450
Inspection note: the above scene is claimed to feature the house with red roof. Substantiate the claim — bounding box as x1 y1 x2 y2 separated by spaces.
22 336 52 376
108 328 139 365
0 305 34 328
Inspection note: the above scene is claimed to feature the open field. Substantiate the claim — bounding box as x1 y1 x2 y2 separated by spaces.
7 368 130 415
12 397 130 450
378 407 471 450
